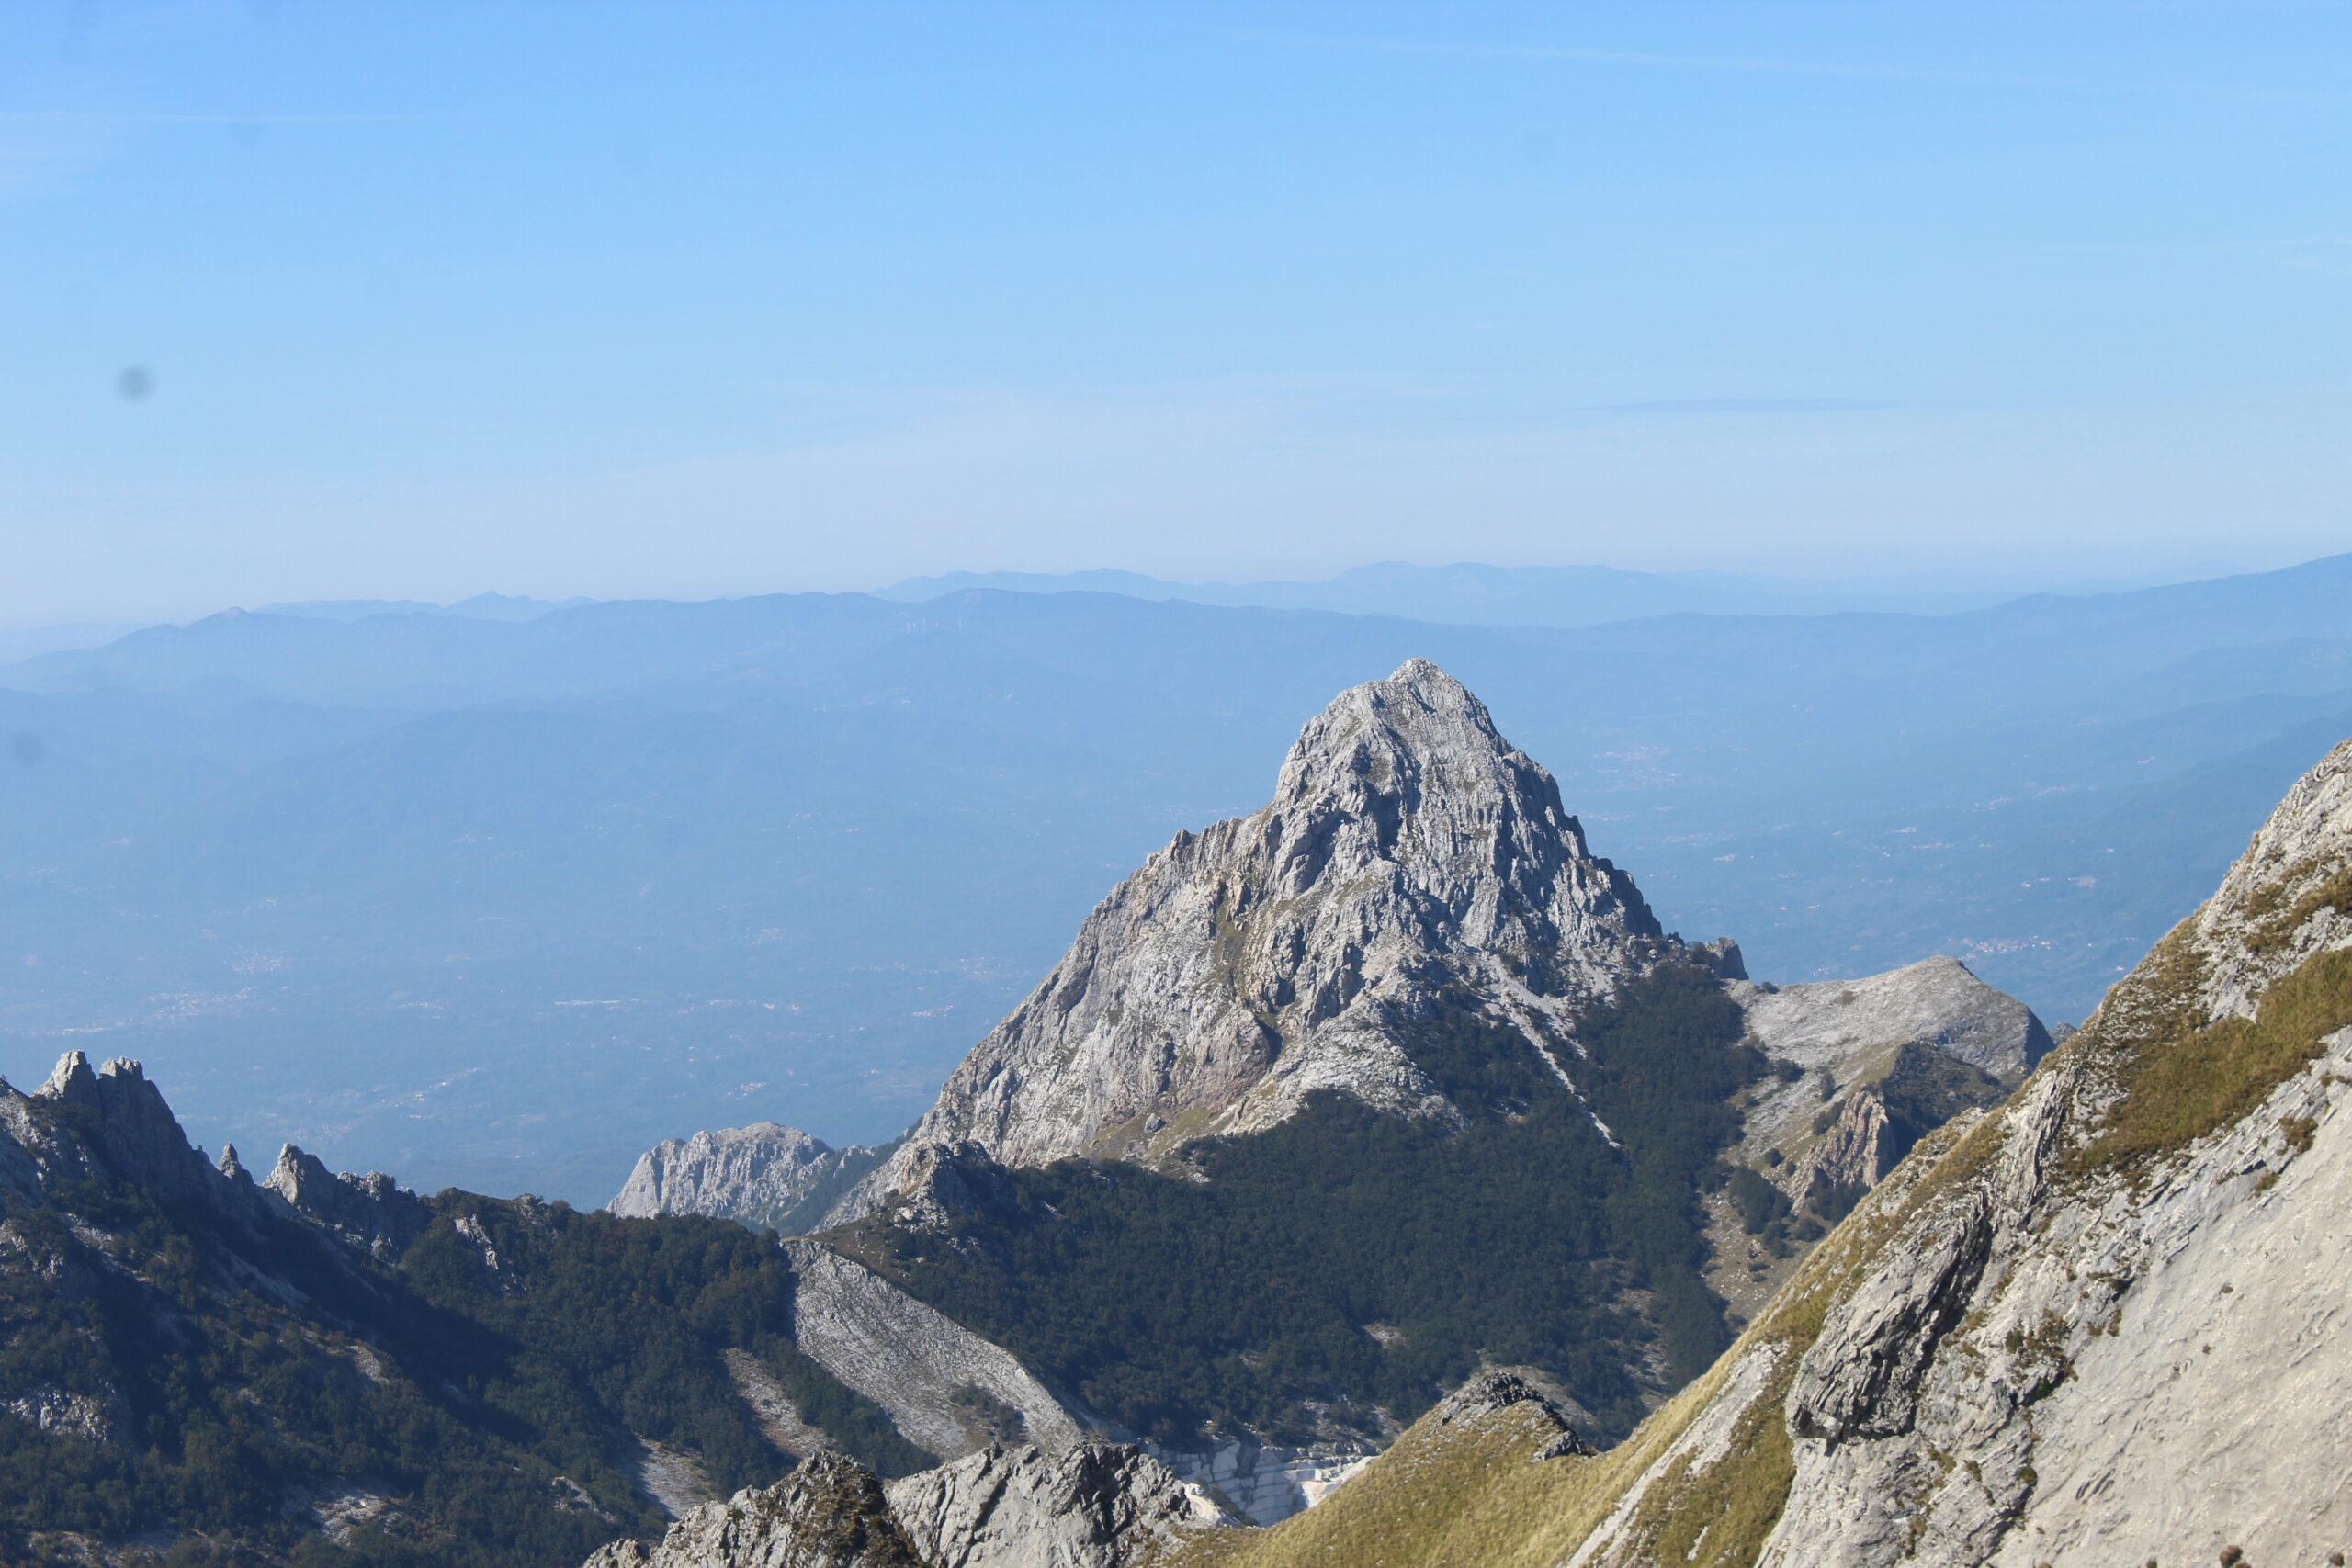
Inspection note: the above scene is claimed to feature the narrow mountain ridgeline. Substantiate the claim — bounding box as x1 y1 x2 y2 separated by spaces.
584 1443 1236 1568
1177 732 2352 1568
596 662 2049 1490
0 1045 1289 1565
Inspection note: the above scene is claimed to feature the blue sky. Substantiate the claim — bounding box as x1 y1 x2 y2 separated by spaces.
4 2 2349 623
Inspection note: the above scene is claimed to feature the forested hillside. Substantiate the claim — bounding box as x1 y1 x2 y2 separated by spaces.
0 1059 918 1567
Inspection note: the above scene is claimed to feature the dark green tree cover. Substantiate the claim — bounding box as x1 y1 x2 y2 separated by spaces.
1871 1042 2008 1168
876 964 1761 1449
0 1100 921 1567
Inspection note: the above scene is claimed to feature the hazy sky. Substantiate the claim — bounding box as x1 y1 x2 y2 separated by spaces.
6 2 2350 624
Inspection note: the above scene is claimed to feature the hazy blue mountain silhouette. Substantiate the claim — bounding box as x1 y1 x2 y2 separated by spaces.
875 560 2196 626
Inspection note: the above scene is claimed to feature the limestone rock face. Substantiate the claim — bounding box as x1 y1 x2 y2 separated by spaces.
885 1442 1235 1567
780 1240 1085 1461
612 1124 888 1235
1732 954 2050 1084
1553 735 2352 1568
852 660 1683 1210
582 1453 927 1568
22 1053 232 1212
582 1444 1232 1568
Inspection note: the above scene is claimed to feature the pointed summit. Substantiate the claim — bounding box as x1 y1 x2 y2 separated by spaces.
852 661 1686 1193
1263 658 1661 963
38 1050 99 1105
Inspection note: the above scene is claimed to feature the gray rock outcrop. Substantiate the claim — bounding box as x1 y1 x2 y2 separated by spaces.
1137 1438 1381 1528
887 1442 1234 1567
1731 954 2051 1084
19 1053 235 1213
580 1443 1230 1568
1554 733 2352 1568
582 1452 928 1568
612 1124 888 1236
844 659 1694 1216
782 1240 1085 1461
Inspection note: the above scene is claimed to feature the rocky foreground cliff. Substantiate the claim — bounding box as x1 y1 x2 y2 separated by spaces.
1175 734 2352 1568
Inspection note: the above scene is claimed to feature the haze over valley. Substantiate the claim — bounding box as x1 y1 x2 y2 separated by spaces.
4 555 2350 1199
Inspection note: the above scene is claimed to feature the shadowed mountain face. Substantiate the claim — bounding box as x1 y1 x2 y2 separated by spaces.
4 558 2351 1198
0 1049 956 1567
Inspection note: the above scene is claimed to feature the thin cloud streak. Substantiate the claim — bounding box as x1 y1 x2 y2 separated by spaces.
0 111 436 125
1236 30 2086 89
1237 30 2351 105
1596 399 1894 415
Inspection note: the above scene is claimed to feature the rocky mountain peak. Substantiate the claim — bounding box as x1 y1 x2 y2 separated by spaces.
1325 730 2352 1568
581 1442 1230 1568
842 660 1694 1203
25 1052 228 1211
1255 658 1662 960
38 1049 102 1104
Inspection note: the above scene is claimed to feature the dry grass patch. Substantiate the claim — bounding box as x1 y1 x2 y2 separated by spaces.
2078 946 2352 1170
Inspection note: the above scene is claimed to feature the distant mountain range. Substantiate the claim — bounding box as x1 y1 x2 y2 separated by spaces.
2 555 2349 1200
253 592 596 623
874 560 2209 627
